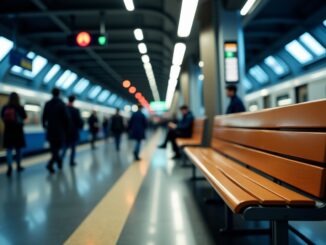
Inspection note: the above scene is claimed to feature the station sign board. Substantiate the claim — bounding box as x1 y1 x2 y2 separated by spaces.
224 42 239 83
9 50 33 71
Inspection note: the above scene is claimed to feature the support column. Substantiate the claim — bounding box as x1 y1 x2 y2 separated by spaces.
199 0 245 145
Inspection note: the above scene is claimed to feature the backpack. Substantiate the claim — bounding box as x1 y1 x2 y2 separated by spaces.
3 107 17 123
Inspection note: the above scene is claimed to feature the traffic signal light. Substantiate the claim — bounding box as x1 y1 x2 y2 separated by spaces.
68 32 107 47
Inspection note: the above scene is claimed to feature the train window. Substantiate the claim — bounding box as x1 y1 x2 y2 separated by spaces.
98 90 111 102
276 94 292 106
295 85 308 103
285 40 313 64
248 102 259 112
299 33 326 57
24 104 41 126
73 78 90 94
264 56 288 76
0 36 14 62
43 64 61 84
108 94 118 105
249 65 269 84
11 54 48 79
263 96 271 109
88 85 102 99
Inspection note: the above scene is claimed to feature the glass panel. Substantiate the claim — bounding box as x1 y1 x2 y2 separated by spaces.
88 86 101 99
44 64 61 84
285 40 313 64
276 94 292 106
55 70 71 87
0 37 14 62
61 72 78 89
248 65 269 84
108 94 117 104
73 78 90 94
98 90 111 102
299 32 326 56
264 56 288 76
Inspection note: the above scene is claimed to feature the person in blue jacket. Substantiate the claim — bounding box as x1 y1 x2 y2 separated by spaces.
128 104 147 161
225 84 246 114
158 105 194 159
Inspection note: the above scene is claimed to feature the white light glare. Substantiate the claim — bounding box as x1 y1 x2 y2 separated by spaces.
198 74 204 80
138 43 147 54
177 0 199 37
172 43 186 66
240 0 257 16
123 0 135 11
199 61 204 68
141 55 150 63
134 28 144 41
170 65 181 80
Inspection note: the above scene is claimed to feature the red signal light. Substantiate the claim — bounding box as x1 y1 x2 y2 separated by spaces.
76 32 92 47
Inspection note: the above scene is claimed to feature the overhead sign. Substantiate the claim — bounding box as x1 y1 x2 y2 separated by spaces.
68 32 107 47
150 101 167 111
9 50 33 71
224 42 239 83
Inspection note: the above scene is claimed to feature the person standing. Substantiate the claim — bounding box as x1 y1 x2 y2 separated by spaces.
1 92 27 177
110 109 125 151
128 105 147 161
158 105 194 159
88 111 99 149
61 95 83 166
42 88 71 174
225 84 246 114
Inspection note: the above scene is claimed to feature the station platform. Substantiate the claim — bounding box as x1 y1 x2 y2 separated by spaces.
0 130 325 245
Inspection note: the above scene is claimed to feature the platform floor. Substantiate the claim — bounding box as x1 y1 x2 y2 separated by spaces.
0 130 325 245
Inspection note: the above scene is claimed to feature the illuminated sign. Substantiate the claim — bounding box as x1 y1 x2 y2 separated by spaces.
9 50 33 71
150 101 167 111
224 42 239 83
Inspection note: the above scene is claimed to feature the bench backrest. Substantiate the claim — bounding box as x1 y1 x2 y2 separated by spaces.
192 118 206 140
211 99 326 199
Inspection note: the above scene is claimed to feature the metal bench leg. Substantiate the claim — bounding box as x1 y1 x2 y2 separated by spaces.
220 205 233 231
271 221 288 245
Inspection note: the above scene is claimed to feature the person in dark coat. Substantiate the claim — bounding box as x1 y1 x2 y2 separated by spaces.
42 88 71 174
88 111 99 149
1 92 27 177
158 105 194 159
61 95 83 166
226 84 246 114
110 109 125 151
128 105 147 161
102 116 110 141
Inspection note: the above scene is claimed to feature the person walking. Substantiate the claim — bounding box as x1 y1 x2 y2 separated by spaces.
110 109 125 151
225 84 246 114
61 95 83 166
42 88 71 174
1 92 27 177
88 111 99 149
128 104 147 161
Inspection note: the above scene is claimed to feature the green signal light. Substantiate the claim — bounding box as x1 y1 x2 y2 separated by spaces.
98 36 107 46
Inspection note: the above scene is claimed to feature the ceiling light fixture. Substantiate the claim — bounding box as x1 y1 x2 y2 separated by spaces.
134 28 144 41
169 65 181 80
177 0 199 37
138 43 147 54
172 43 186 66
141 55 150 63
123 0 135 11
240 0 257 16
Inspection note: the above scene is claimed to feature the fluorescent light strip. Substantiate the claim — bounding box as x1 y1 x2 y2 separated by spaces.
62 72 78 89
169 65 181 80
240 0 257 16
55 70 72 87
177 0 199 37
172 43 186 66
141 55 150 63
0 36 14 62
44 64 60 84
134 28 144 41
138 43 147 54
123 0 135 11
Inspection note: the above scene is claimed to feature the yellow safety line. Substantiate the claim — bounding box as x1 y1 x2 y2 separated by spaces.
0 141 105 174
64 130 161 245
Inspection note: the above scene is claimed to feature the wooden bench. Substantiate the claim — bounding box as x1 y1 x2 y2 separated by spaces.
184 99 326 245
176 117 206 148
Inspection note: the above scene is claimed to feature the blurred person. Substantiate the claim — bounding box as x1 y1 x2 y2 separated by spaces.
110 109 125 151
102 116 110 141
1 92 27 177
43 88 71 174
61 95 83 166
225 84 246 114
128 104 147 161
158 105 194 159
88 111 99 149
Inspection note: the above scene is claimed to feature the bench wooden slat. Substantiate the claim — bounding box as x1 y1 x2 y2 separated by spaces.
214 99 326 129
207 150 315 206
184 147 259 213
213 128 326 163
176 137 201 147
176 118 205 147
194 148 288 205
212 139 326 198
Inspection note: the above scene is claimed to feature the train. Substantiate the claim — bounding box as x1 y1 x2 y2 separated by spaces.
244 66 326 111
0 83 130 157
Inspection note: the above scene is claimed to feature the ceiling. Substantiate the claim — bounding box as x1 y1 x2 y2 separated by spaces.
0 0 183 102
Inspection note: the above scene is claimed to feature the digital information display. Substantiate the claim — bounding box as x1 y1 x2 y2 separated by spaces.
9 50 33 71
224 42 239 83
